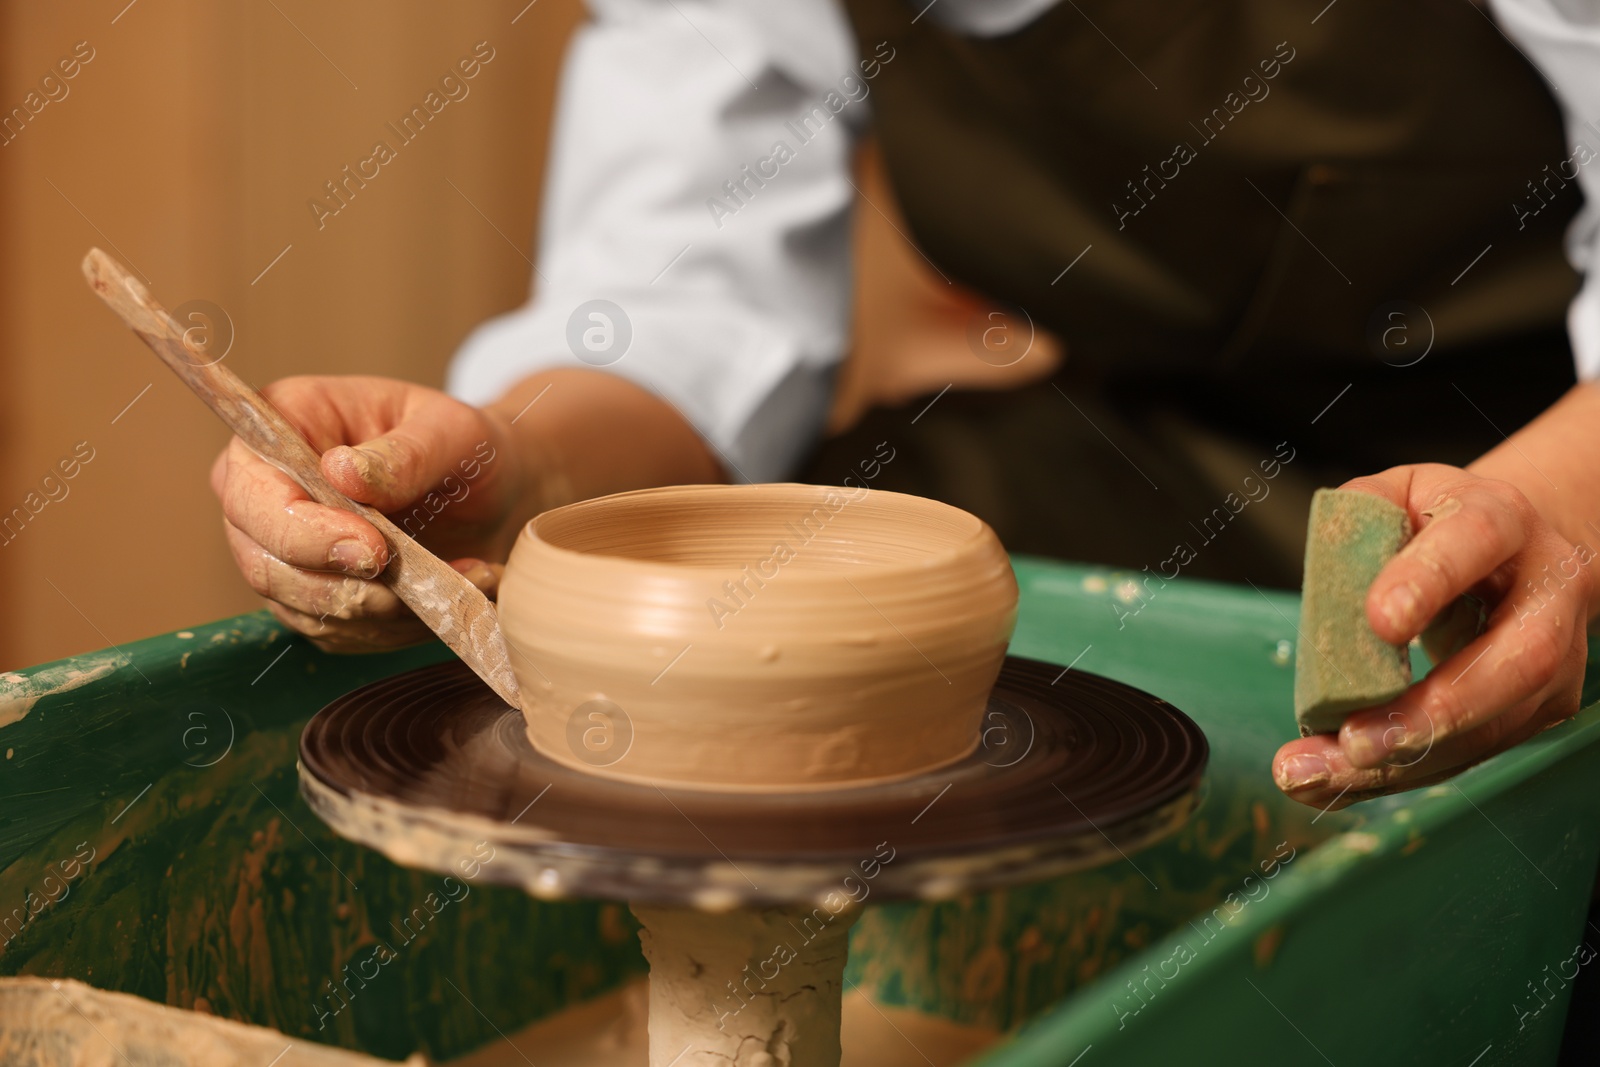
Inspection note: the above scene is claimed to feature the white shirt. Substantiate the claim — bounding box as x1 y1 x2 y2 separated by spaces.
448 0 1600 482
1489 0 1600 385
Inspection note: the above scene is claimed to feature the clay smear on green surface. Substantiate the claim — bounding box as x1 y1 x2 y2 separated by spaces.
0 653 128 730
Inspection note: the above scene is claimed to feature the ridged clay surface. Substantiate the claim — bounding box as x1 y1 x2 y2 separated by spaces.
499 484 1018 791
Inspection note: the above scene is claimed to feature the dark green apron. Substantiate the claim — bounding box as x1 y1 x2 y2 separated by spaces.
804 0 1583 585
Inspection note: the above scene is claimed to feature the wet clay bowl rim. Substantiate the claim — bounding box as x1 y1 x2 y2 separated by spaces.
498 483 1019 792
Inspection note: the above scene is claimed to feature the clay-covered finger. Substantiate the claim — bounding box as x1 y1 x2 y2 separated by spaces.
1364 480 1526 645
224 520 411 621
320 390 497 512
1417 594 1490 667
260 557 500 652
1274 696 1554 809
218 438 388 578
263 600 435 653
1337 597 1586 769
1273 733 1441 810
452 558 504 600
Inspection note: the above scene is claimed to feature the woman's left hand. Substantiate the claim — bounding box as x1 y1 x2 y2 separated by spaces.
1273 463 1594 810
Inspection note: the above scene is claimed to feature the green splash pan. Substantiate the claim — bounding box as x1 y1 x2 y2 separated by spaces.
2 556 1596 1065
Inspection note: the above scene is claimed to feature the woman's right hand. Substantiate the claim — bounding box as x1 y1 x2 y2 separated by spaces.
209 375 529 651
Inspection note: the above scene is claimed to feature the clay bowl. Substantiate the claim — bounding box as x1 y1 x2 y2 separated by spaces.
498 484 1018 791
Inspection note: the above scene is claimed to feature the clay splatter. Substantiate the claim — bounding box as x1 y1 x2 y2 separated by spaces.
0 654 127 731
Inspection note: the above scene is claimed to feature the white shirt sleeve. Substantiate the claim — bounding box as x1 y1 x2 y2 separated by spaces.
447 0 869 482
1489 0 1600 380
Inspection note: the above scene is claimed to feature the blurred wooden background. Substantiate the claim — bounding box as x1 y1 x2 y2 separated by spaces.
0 0 1052 670
0 0 581 668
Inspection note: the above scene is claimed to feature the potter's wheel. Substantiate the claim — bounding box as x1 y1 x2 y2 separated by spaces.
298 657 1207 907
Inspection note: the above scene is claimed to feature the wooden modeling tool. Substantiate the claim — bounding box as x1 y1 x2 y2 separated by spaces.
81 247 522 708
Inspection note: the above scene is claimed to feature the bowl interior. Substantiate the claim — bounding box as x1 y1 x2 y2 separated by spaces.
531 485 985 572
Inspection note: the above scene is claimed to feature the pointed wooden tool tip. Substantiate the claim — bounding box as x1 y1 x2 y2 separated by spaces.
81 247 169 337
82 246 117 289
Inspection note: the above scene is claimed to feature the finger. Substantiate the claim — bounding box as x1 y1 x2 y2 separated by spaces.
218 438 388 578
1417 594 1490 667
1363 480 1525 644
264 600 435 653
453 558 504 600
1338 591 1587 768
320 393 495 512
1274 693 1561 810
1274 734 1449 811
224 520 410 621
209 446 229 501
256 375 387 452
1336 467 1415 511
262 560 500 652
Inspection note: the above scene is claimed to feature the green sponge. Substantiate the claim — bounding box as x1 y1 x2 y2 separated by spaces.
1294 488 1413 735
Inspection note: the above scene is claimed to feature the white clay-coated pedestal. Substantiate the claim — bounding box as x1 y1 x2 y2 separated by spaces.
631 904 860 1067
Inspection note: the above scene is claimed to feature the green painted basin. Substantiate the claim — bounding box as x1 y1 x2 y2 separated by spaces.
1 557 1595 1065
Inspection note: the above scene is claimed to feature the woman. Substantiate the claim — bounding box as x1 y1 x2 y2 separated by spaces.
212 0 1600 810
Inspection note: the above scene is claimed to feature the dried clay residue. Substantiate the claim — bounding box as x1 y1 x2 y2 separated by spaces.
449 977 1001 1067
0 653 127 731
0 977 400 1066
